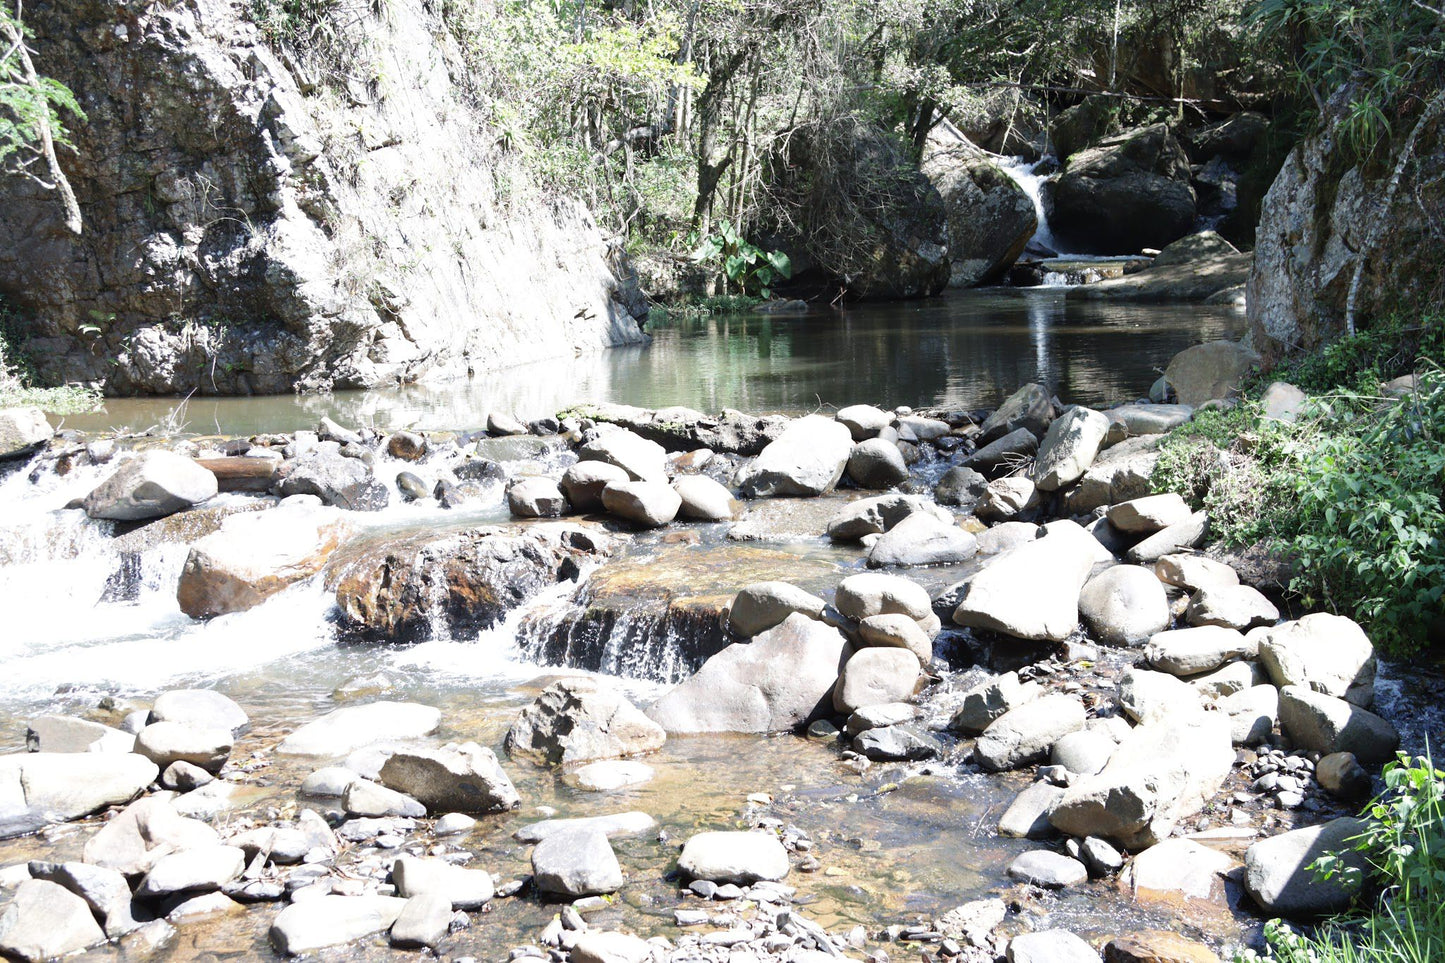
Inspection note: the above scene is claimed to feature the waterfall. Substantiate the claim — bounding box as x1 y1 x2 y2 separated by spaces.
999 156 1068 256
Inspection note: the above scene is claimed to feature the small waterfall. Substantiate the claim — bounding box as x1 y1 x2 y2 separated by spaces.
999 156 1067 256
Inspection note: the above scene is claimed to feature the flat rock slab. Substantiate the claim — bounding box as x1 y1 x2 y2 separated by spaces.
269 895 408 955
276 702 442 756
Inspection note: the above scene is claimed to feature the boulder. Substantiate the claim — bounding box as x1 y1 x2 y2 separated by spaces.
1243 818 1368 918
1008 851 1087 888
508 477 569 518
561 461 631 512
1261 381 1309 423
974 695 1087 772
976 476 1040 523
1122 838 1237 902
578 428 668 483
505 678 665 767
1050 125 1196 254
269 895 408 955
733 416 854 498
601 480 681 528
678 831 789 884
568 761 655 792
826 493 947 541
949 672 1040 735
1315 752 1372 803
1161 341 1261 407
0 879 105 962
83 451 219 521
532 829 624 897
24 861 137 938
1107 494 1192 534
646 614 846 733
135 845 246 900
934 465 989 510
1186 585 1279 631
343 779 426 818
133 722 233 773
1078 565 1170 646
82 795 218 876
1007 930 1099 963
1103 404 1193 443
1277 686 1398 763
389 892 450 949
867 512 978 568
846 438 909 489
1145 626 1252 676
846 702 919 737
1154 554 1239 593
278 443 389 511
24 716 132 754
378 743 521 812
952 528 1099 641
962 427 1039 479
1126 511 1209 563
1063 436 1160 514
858 613 933 664
391 854 495 908
998 781 1064 839
836 405 892 441
568 404 786 456
0 407 52 460
1033 406 1110 491
277 702 442 756
1220 685 1279 745
1049 714 1234 848
1104 932 1222 963
571 932 654 963
1050 94 1116 161
1117 668 1199 725
976 521 1041 555
728 582 826 637
672 475 741 521
853 723 942 761
833 648 922 714
0 752 158 840
1051 729 1116 776
176 502 349 618
1256 614 1376 705
979 384 1054 443
921 127 1037 287
834 573 932 622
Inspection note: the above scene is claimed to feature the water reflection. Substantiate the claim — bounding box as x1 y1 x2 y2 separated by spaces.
61 289 1245 436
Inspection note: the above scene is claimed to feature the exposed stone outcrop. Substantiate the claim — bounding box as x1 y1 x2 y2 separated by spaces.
0 0 646 395
921 123 1037 288
1049 125 1196 254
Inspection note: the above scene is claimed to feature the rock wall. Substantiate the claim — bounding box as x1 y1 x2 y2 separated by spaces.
0 0 647 395
1248 88 1445 363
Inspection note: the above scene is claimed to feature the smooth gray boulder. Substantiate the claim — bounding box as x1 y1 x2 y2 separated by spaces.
962 427 1039 478
952 528 1099 641
979 384 1054 443
133 722 233 773
975 476 1040 523
392 854 495 908
1106 493 1192 534
0 752 158 840
1187 584 1279 630
867 512 977 568
135 845 246 900
647 614 846 733
854 724 942 761
269 895 408 955
276 702 442 756
25 860 138 938
1163 340 1261 408
858 613 933 664
1051 729 1116 776
1145 625 1252 676
1154 553 1240 592
81 795 219 876
0 407 52 460
1117 668 1199 725
678 831 789 883
1063 435 1160 514
0 879 105 962
505 678 665 767
344 779 426 818
1078 565 1169 646
976 521 1040 555
1104 403 1193 442
578 428 668 483
728 582 826 637
1126 511 1208 562
83 451 218 521
974 695 1087 772
833 648 922 714
389 892 451 949
998 782 1064 839
1220 685 1279 745
836 404 892 440
1049 714 1234 848
1190 659 1268 700
845 702 919 737
1008 851 1087 888
1033 406 1109 491
948 671 1040 735
149 689 249 735
826 493 947 541
507 477 568 518
1256 614 1376 705
25 715 132 754
846 438 909 489
1244 818 1368 918
1007 930 1098 963
934 465 988 510
834 572 933 622
571 932 653 963
1277 686 1398 762
378 743 521 812
561 461 631 512
601 480 681 528
733 415 853 498
672 475 740 521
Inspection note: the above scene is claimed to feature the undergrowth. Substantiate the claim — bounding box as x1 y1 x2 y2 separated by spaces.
0 296 100 414
1152 315 1445 655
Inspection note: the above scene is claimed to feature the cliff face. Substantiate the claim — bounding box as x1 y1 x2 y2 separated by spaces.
0 0 648 395
1247 88 1445 363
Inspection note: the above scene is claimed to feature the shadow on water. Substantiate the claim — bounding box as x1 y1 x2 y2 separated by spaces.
60 289 1245 436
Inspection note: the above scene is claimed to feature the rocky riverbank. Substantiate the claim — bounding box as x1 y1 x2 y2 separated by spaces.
0 337 1436 962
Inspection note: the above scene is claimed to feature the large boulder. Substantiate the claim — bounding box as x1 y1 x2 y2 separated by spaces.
1049 714 1234 848
1050 125 1196 254
391 854 495 909
846 438 909 489
948 671 1040 735
507 477 568 518
601 480 681 528
974 695 1087 772
672 475 741 521
378 743 521 812
567 403 787 456
1146 626 1252 676
1244 817 1369 918
833 648 922 714
1033 406 1109 491
505 678 665 767
81 795 219 876
1161 341 1261 407
1277 686 1399 763
1049 94 1116 161
762 116 950 299
83 451 218 521
176 501 349 618
952 527 1100 641
1078 565 1170 646
0 752 158 840
826 493 947 541
1063 435 1159 514
963 428 1040 479
561 461 632 512
921 125 1037 287
0 879 105 961
277 443 388 511
132 721 233 773
866 512 978 568
1247 86 1445 366
678 831 789 884
531 829 624 897
0 407 52 460
979 384 1055 443
728 582 826 638
733 416 853 498
577 427 668 482
646 614 846 733
1255 614 1376 705
269 896 408 956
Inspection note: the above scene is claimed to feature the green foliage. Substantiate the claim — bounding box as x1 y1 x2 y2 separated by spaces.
1245 753 1445 963
689 221 792 297
0 7 85 167
1153 317 1445 655
0 295 100 414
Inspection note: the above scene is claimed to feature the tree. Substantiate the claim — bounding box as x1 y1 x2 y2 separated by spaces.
0 0 84 233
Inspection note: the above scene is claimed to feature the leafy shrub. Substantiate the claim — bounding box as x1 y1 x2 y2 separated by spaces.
690 221 793 298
